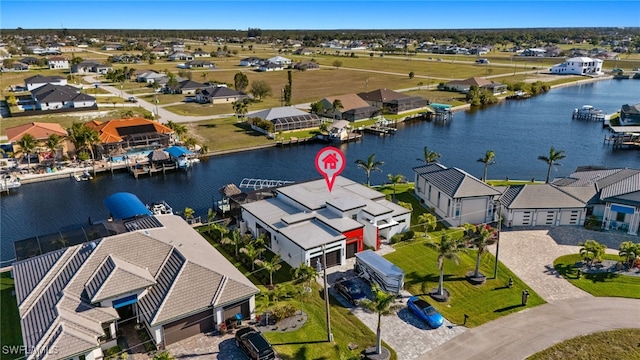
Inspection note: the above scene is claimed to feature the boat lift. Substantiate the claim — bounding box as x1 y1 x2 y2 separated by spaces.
239 178 294 190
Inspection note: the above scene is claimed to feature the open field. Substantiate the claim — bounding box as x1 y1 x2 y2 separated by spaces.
527 328 640 360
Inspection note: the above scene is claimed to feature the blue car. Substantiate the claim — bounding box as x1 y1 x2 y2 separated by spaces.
407 296 444 329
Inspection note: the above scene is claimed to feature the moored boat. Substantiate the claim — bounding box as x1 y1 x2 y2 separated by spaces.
0 174 21 192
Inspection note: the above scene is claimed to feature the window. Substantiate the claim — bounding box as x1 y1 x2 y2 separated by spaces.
437 192 441 208
455 203 461 218
616 212 626 222
428 185 432 201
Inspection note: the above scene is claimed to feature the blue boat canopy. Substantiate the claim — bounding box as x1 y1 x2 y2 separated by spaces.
429 103 452 109
165 146 193 158
104 192 152 220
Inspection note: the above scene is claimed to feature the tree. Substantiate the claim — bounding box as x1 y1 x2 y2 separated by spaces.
232 100 248 121
208 222 229 242
426 232 467 297
240 241 265 271
538 146 566 183
221 228 247 257
417 212 437 233
618 241 638 268
419 146 441 164
409 71 415 79
284 70 293 106
579 239 606 266
183 207 195 219
16 134 37 168
166 75 180 94
386 173 405 201
68 122 99 160
310 101 324 114
201 72 208 83
360 284 402 355
6 93 17 107
331 99 343 120
464 224 497 279
45 134 62 161
332 60 343 69
291 263 318 287
355 154 384 186
477 150 496 182
153 352 175 360
255 254 282 287
166 120 187 141
250 80 272 100
234 72 249 92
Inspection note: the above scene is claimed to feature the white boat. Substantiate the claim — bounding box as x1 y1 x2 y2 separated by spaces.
572 105 604 120
0 175 21 191
74 170 93 181
148 201 173 215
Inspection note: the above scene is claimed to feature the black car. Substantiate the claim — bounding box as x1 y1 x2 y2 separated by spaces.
235 326 276 360
333 277 367 304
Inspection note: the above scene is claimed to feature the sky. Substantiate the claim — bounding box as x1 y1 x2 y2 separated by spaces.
1 1 639 30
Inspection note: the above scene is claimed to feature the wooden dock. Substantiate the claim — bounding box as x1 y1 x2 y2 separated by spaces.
128 163 179 178
604 134 640 149
275 136 318 146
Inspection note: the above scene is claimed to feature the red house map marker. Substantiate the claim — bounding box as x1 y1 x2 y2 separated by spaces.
315 147 345 192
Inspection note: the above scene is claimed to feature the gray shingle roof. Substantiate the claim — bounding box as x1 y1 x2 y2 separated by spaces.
415 164 501 198
198 86 245 98
600 172 640 200
85 255 156 303
24 74 65 84
31 83 96 103
500 184 587 209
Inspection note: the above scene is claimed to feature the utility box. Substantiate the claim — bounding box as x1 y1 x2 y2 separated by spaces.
354 250 404 294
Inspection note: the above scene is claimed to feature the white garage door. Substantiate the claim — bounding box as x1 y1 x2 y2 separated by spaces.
539 211 556 226
560 210 581 225
512 211 532 226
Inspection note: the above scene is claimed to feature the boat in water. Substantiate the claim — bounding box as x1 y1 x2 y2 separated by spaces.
74 170 93 181
0 174 21 192
572 105 604 121
148 201 174 215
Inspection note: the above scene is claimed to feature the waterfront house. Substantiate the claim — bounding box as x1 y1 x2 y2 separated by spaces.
240 176 411 269
620 103 640 125
499 184 588 227
24 74 67 91
413 163 502 227
249 106 322 133
13 195 258 360
47 56 69 69
357 88 428 114
443 77 507 95
550 57 603 75
85 117 174 158
552 167 640 235
319 94 380 122
195 86 247 104
29 83 97 111
6 122 73 160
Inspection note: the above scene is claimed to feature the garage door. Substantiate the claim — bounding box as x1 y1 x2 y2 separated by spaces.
560 210 580 225
163 309 214 345
310 249 341 269
512 211 532 226
346 242 358 259
223 300 250 323
540 211 556 225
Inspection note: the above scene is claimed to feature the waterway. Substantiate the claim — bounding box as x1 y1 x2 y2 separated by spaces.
1 78 638 263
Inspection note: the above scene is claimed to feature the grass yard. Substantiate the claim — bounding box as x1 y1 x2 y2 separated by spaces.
183 117 274 151
527 328 640 360
554 254 640 299
1 272 23 360
196 228 397 360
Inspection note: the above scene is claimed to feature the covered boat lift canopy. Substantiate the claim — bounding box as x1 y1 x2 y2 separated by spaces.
104 192 152 220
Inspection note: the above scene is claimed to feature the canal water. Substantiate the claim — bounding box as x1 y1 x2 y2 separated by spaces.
1 79 638 263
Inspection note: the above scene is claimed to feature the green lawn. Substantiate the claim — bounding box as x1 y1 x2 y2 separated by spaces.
196 228 397 359
554 254 640 299
1 272 23 360
527 328 640 360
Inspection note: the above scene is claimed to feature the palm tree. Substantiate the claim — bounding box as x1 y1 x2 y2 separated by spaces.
426 232 467 297
386 173 405 201
255 254 282 287
618 241 638 268
16 134 37 168
579 239 605 266
232 100 248 121
331 99 343 120
208 222 229 241
417 212 437 233
418 146 441 164
221 228 247 257
240 241 265 271
360 284 403 355
477 150 495 182
464 224 497 279
355 154 384 186
291 263 318 287
538 147 566 183
45 134 62 162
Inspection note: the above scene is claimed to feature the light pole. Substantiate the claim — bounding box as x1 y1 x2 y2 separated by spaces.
316 246 333 342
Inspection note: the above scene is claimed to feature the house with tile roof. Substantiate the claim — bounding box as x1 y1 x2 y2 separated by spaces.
414 163 502 227
29 84 97 111
358 88 428 114
240 176 411 269
24 75 67 91
319 94 380 122
551 167 640 235
195 86 248 104
13 210 259 360
5 122 73 159
443 77 507 95
84 118 173 158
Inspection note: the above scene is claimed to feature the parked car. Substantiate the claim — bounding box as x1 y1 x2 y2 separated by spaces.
407 296 444 329
235 327 276 360
333 277 367 304
127 96 138 103
475 58 490 64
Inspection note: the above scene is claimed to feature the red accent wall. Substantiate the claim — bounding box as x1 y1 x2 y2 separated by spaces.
376 228 380 250
343 228 364 253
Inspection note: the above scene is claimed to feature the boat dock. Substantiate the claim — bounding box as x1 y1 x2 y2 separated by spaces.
605 126 640 149
275 136 318 146
128 162 178 178
572 105 605 121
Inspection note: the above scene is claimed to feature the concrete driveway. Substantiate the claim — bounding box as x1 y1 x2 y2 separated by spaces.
165 332 247 360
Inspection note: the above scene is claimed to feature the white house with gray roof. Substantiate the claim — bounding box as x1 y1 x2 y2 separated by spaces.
414 163 502 227
13 214 259 360
240 176 410 269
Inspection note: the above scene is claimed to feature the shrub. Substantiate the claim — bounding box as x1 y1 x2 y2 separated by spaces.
104 346 122 359
272 304 297 322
